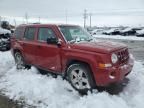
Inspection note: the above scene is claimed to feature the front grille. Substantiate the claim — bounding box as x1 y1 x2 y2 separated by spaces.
117 48 129 65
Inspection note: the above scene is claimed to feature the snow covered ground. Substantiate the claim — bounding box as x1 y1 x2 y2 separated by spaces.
0 27 11 34
93 35 144 41
0 51 144 108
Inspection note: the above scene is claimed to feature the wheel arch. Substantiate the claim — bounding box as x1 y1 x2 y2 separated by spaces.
13 49 22 54
66 59 91 69
13 48 31 69
65 59 96 89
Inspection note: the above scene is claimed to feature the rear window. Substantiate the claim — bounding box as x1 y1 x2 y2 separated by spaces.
24 27 36 40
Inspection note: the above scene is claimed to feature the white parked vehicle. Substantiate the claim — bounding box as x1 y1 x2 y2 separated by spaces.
136 29 144 37
0 27 11 51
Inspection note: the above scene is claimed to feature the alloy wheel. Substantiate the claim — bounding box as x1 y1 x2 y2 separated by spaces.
15 53 24 69
70 68 90 90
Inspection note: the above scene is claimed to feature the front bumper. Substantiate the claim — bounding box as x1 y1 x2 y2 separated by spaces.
94 55 134 86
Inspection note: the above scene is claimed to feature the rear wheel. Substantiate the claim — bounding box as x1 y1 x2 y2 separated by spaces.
67 63 95 94
14 52 31 70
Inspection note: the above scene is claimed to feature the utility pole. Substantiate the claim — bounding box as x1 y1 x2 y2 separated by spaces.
89 13 92 28
65 9 68 24
83 9 87 28
25 12 28 24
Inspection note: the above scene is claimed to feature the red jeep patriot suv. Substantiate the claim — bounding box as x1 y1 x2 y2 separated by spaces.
11 24 134 93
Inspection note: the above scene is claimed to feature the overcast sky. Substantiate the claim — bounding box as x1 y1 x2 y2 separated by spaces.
0 0 144 26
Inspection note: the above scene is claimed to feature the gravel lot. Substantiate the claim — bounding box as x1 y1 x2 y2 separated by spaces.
0 94 22 108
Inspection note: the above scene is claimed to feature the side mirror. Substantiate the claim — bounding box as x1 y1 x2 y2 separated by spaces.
47 37 58 44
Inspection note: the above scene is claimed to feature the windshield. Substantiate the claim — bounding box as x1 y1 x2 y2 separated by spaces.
59 26 93 43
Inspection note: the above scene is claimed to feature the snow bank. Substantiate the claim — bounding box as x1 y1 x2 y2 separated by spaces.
0 27 11 34
120 61 144 108
93 35 144 41
0 51 14 76
0 51 144 108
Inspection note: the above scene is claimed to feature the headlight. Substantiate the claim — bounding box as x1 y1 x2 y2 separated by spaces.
111 53 118 64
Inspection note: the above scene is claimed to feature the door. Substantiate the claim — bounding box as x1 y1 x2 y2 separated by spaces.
35 27 61 72
22 27 37 64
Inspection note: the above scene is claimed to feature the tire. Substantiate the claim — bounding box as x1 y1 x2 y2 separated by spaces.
14 52 31 70
67 63 95 94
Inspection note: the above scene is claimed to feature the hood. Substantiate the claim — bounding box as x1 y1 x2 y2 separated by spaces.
69 40 127 54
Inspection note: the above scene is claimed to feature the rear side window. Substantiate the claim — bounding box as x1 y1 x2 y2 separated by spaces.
38 28 56 41
24 27 36 40
14 27 25 39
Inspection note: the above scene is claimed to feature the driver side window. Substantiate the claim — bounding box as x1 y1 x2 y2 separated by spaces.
38 28 56 41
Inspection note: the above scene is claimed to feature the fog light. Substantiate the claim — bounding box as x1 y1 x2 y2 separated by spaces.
109 71 116 79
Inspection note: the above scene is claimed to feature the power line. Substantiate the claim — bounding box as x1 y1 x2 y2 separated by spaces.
12 8 144 20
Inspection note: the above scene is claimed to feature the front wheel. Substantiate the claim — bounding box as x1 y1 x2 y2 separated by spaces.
14 52 31 70
67 63 95 94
